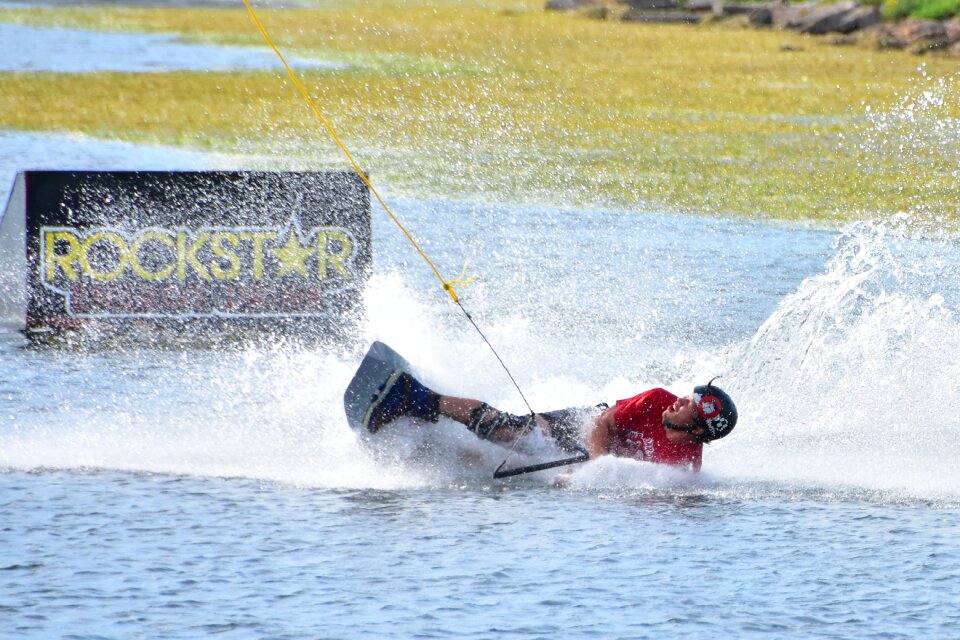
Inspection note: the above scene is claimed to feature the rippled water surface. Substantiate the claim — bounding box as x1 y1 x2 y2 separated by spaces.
3 471 959 640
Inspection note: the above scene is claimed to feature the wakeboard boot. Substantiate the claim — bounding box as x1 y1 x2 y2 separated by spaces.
363 370 441 433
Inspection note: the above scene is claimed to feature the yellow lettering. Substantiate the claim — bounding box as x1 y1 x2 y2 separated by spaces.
129 231 175 281
80 231 127 282
210 232 240 280
316 231 354 279
240 231 277 280
44 230 81 281
177 231 210 281
42 225 355 287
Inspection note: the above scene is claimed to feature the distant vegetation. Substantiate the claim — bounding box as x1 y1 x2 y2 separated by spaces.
726 0 960 20
879 0 960 20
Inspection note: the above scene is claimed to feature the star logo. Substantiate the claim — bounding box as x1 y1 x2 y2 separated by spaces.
271 230 315 278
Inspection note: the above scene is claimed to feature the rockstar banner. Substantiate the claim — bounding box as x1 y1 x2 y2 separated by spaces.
2 171 371 337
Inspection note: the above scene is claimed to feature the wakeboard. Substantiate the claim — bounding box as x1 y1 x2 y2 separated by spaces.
343 341 412 432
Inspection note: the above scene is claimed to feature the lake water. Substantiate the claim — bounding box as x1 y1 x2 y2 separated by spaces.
2 27 960 639
0 22 341 73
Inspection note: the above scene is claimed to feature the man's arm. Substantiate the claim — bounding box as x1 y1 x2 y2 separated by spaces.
586 405 616 457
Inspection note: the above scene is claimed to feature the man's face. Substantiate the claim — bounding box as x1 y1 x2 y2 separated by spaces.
662 394 699 428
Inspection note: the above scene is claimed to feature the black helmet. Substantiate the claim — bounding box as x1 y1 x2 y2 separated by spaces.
692 377 737 443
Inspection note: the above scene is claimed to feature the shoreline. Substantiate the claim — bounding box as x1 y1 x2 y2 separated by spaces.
550 0 960 55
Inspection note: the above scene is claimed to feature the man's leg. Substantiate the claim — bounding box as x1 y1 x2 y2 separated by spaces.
366 369 586 448
438 396 535 443
365 370 524 437
443 400 600 451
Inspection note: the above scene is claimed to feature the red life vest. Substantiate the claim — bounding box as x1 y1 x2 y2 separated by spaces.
611 388 703 471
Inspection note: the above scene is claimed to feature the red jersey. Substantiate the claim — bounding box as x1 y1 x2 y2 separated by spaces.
611 388 703 471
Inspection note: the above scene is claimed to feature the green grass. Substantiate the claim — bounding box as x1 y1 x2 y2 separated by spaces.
0 2 958 225
884 0 960 19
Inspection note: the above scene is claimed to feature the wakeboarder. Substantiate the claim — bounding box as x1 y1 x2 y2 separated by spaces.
345 342 737 472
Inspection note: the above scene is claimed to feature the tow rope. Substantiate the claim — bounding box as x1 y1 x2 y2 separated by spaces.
241 1 589 478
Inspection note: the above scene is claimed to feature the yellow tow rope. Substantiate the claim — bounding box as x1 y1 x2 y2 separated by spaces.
241 0 473 302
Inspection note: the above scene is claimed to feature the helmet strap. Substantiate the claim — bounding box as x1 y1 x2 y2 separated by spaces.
663 419 711 443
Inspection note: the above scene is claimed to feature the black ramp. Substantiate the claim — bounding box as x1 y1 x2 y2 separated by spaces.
343 341 412 431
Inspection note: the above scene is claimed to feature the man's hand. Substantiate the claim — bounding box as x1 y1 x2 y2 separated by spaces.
586 405 615 457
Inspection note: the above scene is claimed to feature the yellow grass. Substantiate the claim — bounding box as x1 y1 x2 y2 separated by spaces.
1 1 958 222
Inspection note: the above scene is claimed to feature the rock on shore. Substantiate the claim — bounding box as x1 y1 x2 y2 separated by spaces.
545 0 960 54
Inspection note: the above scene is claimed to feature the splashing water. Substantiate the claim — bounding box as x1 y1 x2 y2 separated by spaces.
710 223 960 502
3 206 959 504
851 67 960 228
701 70 960 501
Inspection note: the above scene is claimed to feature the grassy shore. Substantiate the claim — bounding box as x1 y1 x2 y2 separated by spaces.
0 1 958 223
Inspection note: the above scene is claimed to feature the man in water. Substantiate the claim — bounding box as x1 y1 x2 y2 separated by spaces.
363 369 737 471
